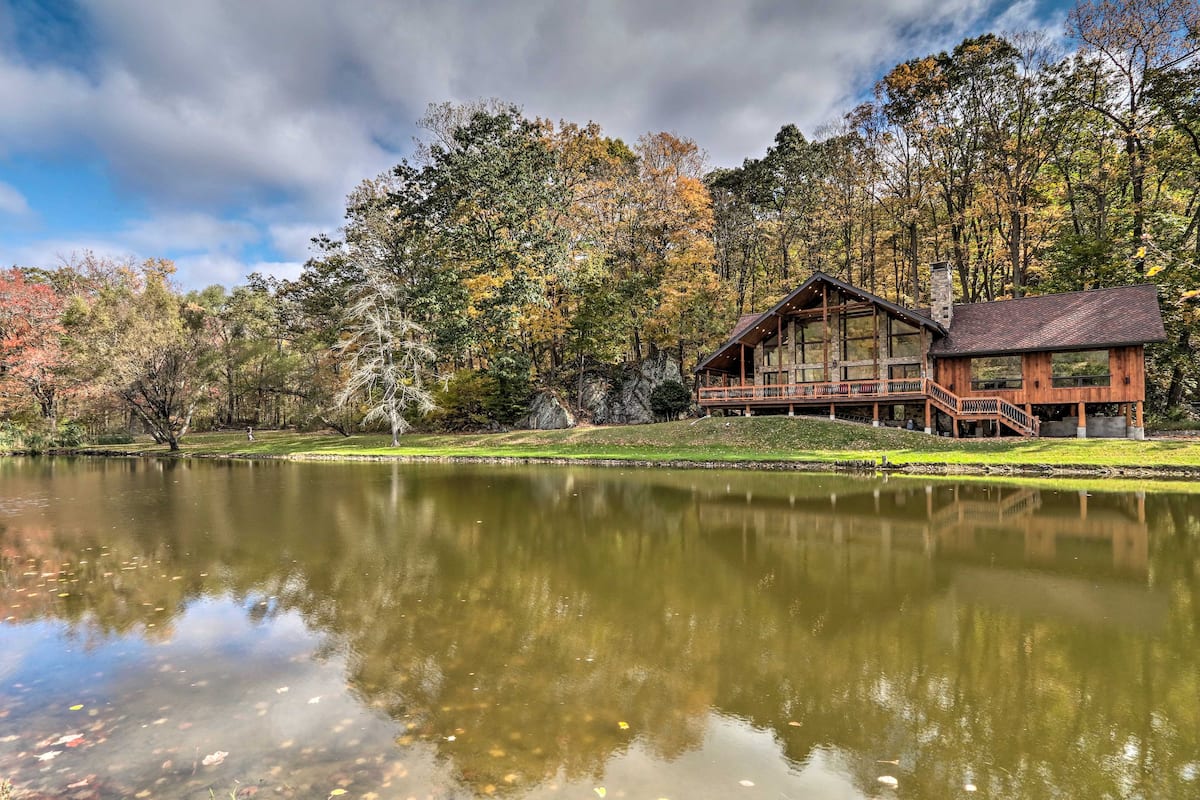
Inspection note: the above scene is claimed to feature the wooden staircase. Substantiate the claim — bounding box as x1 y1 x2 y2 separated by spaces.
926 380 1037 437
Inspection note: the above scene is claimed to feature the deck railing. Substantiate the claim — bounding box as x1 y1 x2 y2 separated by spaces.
699 377 1037 436
698 378 927 404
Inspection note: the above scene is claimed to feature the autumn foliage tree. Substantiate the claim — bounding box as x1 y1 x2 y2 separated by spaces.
0 268 69 431
73 260 214 450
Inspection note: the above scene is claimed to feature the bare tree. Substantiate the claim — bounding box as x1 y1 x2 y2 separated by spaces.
334 191 436 446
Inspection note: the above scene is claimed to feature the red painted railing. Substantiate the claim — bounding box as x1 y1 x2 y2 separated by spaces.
698 378 925 404
699 377 1036 436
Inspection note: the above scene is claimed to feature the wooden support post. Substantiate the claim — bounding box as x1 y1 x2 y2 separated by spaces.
872 306 880 379
1133 400 1144 440
953 418 960 439
829 402 836 421
924 400 932 435
1076 400 1087 439
822 285 830 382
788 403 794 417
872 402 880 427
745 405 751 417
740 343 746 387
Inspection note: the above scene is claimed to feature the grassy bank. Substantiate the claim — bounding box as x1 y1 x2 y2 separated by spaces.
65 416 1200 476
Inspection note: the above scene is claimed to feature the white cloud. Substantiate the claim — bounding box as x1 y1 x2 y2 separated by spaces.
0 180 29 216
1 0 1056 285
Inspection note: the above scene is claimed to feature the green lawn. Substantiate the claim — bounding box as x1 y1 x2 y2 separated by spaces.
77 416 1200 472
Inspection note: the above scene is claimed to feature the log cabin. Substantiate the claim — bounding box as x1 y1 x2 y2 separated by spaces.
695 263 1167 438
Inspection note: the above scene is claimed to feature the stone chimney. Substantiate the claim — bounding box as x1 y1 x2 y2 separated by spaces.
930 261 953 328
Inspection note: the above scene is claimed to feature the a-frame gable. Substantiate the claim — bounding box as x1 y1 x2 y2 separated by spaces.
696 272 943 373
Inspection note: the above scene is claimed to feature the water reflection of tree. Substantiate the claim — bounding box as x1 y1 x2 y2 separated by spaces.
2 459 1200 797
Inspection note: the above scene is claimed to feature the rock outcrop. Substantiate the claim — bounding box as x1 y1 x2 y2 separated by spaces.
582 350 684 425
519 390 576 430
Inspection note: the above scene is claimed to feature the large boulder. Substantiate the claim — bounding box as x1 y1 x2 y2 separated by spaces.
519 390 576 430
583 350 684 425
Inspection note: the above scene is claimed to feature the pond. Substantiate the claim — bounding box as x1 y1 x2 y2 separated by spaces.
1 458 1198 799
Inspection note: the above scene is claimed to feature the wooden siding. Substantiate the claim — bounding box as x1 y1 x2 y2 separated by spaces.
933 346 1145 405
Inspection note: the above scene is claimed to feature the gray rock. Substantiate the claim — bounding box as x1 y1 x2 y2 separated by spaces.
519 390 576 430
580 375 614 424
582 350 684 425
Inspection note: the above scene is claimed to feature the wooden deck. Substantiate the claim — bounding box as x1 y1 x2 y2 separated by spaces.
698 377 1037 436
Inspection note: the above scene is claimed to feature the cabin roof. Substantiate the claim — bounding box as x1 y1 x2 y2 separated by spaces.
930 284 1167 357
696 272 943 373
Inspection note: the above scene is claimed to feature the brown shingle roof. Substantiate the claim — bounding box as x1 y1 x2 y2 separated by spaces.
930 284 1166 357
730 312 760 339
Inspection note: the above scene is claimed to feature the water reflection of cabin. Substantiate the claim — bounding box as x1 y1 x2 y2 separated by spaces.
696 264 1166 438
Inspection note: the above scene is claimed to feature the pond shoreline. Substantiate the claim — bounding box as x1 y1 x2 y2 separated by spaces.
30 446 1200 481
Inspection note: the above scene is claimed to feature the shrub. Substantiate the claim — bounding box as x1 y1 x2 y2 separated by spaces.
55 421 87 448
484 353 533 426
650 380 692 421
430 370 502 430
0 421 25 452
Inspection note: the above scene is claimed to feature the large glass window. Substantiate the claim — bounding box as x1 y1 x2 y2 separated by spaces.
1051 350 1110 387
842 365 875 380
841 313 875 362
797 366 824 383
797 319 825 366
889 319 922 358
970 355 1022 390
889 364 921 379
761 326 789 367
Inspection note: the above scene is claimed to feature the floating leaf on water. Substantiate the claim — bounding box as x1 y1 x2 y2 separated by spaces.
58 592 70 597
275 687 289 694
878 775 899 787
307 696 322 704
329 791 347 797
964 784 977 792
36 750 62 761
51 733 83 746
617 721 630 730
738 780 755 787
445 735 456 741
69 704 84 711
201 750 228 766
787 721 801 727
594 789 606 798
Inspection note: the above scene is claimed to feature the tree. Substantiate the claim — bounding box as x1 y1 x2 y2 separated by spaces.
74 259 213 451
649 379 691 420
1067 0 1200 270
0 268 68 431
334 195 436 446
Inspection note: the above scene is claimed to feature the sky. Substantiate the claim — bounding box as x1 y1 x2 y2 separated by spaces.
0 0 1072 289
